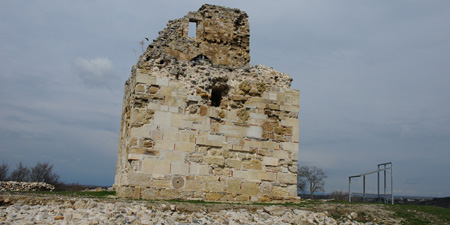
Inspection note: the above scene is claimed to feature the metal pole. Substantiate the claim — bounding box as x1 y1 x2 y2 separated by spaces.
363 175 366 202
377 165 380 202
391 163 394 204
348 177 351 202
384 165 387 202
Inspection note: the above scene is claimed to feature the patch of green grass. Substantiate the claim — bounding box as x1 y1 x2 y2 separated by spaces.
390 204 450 225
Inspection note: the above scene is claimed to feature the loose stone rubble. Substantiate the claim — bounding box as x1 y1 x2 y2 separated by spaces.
115 4 300 202
0 181 54 192
0 194 385 225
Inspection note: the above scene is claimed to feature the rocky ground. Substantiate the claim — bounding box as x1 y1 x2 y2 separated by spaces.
0 192 414 224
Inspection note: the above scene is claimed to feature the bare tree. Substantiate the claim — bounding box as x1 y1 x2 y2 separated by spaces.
297 165 327 199
0 162 9 181
9 162 30 182
30 162 60 185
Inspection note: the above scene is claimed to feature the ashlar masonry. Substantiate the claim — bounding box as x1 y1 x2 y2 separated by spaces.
114 4 300 202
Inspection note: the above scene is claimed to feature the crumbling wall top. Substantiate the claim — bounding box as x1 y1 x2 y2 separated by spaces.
138 4 250 68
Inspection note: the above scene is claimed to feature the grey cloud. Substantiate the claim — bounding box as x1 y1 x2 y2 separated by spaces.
75 57 116 88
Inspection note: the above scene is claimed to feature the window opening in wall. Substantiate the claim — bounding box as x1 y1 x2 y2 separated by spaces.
188 22 197 38
211 87 223 107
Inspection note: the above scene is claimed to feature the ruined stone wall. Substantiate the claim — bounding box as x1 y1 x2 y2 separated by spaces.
114 4 300 202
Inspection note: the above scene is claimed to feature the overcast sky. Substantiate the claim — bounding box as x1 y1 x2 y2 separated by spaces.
1 1 449 197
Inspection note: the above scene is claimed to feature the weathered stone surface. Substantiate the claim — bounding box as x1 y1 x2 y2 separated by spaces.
242 159 262 170
241 181 259 195
114 4 299 202
205 192 223 201
225 158 241 169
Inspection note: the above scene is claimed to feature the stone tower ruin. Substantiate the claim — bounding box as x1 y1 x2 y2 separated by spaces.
114 4 300 202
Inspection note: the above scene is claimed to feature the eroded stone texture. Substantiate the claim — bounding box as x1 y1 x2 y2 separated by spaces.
114 4 300 202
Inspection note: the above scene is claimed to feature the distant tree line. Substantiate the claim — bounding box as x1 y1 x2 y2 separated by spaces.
0 161 60 185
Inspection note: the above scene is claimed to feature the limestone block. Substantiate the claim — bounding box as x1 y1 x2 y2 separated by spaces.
117 186 133 198
135 73 156 85
245 141 263 150
282 104 300 113
205 192 223 201
199 105 208 116
242 159 262 170
272 186 289 196
292 123 299 142
130 126 150 138
289 94 300 105
126 172 152 187
268 104 279 110
162 130 179 142
246 125 262 139
208 134 226 142
262 157 279 166
219 125 246 137
280 117 298 127
258 149 272 157
135 84 145 93
292 151 299 161
233 170 248 179
158 189 179 199
174 142 195 152
277 173 297 185
249 112 267 120
160 105 169 112
148 86 159 94
256 171 276 181
156 76 169 86
227 179 241 194
206 181 224 192
129 137 138 147
148 102 161 111
282 142 299 153
259 181 273 195
195 136 223 147
263 141 280 150
225 159 241 169
187 95 202 102
169 106 179 113
127 153 143 161
203 156 225 166
153 111 172 126
268 92 277 101
159 86 172 96
170 162 189 175
287 185 297 197
185 179 205 190
272 150 289 159
189 163 210 175
241 181 260 195
155 140 175 151
128 148 159 156
141 188 158 199
142 159 171 174
221 194 236 201
152 180 171 188
165 151 186 163
225 110 239 121
235 195 250 201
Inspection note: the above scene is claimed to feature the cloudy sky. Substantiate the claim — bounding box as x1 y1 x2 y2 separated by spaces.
1 1 449 197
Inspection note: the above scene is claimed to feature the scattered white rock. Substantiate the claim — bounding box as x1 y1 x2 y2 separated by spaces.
0 197 379 225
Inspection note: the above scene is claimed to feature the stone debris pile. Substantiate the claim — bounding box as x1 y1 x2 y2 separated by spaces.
0 197 376 225
0 181 54 192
